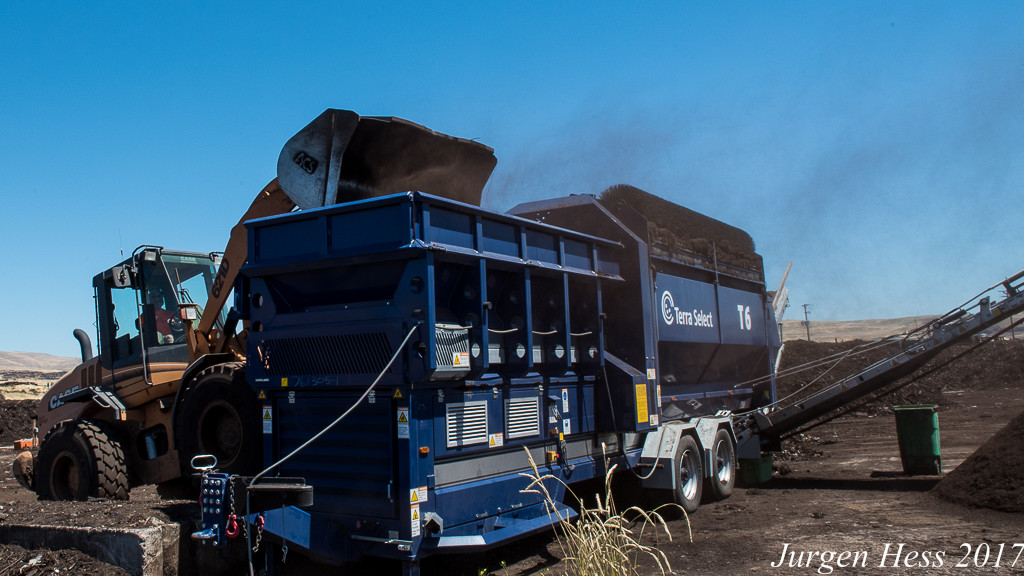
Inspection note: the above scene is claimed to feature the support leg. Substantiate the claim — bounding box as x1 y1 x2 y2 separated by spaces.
402 559 421 576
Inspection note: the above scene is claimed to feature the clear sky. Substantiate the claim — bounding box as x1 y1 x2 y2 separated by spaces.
2 2 1022 358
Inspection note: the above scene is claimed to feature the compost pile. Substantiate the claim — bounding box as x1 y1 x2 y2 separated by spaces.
599 184 763 276
777 338 1024 411
0 399 37 444
932 410 1024 513
777 339 941 412
775 338 1024 465
0 542 131 575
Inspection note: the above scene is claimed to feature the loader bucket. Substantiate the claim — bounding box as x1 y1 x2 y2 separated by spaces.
278 109 497 209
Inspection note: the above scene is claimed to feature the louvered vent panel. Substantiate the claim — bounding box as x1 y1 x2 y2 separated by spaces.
435 325 470 366
506 397 540 439
446 401 488 448
258 332 392 376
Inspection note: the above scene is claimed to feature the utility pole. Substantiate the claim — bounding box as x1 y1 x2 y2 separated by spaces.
801 304 812 341
1005 287 1017 340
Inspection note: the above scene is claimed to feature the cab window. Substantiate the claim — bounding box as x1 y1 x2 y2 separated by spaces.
109 284 142 363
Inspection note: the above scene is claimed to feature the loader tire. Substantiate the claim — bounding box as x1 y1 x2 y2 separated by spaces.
179 363 260 475
704 428 736 501
672 435 703 514
36 420 129 501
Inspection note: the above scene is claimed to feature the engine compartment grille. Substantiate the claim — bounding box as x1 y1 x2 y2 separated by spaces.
257 332 392 376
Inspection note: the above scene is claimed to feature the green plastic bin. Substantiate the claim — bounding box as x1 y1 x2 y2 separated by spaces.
893 404 941 475
739 455 773 484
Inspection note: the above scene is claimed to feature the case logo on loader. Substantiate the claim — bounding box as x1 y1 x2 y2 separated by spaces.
48 385 81 410
211 258 231 298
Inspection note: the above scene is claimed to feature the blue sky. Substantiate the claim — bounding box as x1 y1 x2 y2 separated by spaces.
2 2 1022 358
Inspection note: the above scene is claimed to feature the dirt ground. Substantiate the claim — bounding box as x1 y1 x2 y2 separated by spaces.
0 339 1022 575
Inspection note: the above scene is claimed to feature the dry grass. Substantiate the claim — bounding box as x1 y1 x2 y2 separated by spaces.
519 447 689 576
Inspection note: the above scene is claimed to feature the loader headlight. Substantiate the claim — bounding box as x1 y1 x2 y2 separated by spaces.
179 304 199 321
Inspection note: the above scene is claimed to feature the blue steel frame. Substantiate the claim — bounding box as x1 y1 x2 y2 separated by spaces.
238 193 627 568
229 191 778 572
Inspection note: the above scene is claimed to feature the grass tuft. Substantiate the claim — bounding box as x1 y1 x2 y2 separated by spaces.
519 446 690 576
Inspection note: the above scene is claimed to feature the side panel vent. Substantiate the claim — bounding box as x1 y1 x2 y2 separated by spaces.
506 397 540 439
433 324 471 380
258 332 392 376
446 401 488 448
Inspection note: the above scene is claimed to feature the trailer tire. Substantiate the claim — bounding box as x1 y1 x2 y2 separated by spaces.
178 363 260 475
36 420 129 501
705 428 736 501
672 435 703 514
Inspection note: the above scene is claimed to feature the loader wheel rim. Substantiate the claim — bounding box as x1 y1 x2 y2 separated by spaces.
198 401 243 465
715 438 733 485
679 448 700 501
50 452 81 501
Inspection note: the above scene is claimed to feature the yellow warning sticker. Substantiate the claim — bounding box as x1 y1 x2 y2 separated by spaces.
411 505 421 537
397 408 410 439
258 390 267 400
453 352 469 366
281 377 288 388
635 384 649 424
646 368 656 380
410 486 427 503
263 408 272 420
262 406 272 435
488 433 504 448
393 388 404 399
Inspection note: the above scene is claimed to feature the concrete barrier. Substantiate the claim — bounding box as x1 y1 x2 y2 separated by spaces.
0 521 179 576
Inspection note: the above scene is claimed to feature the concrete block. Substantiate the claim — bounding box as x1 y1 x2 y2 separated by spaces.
0 520 180 576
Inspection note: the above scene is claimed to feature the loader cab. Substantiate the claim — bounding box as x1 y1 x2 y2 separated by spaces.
93 247 225 371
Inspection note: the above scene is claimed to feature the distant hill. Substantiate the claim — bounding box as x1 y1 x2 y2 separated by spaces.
0 351 79 372
780 315 939 342
780 314 1024 343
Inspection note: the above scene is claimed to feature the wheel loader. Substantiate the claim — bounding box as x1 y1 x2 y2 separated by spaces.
13 109 497 500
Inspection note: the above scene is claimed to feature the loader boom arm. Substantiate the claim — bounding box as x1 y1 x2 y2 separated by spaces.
191 179 295 358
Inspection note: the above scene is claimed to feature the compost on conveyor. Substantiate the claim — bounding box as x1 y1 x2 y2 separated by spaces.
600 184 762 277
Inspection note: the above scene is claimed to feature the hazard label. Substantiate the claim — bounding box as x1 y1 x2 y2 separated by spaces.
410 486 427 503
397 408 410 439
258 390 266 400
393 388 404 399
262 406 272 434
561 389 569 413
635 384 649 424
411 505 421 537
646 368 656 380
453 351 469 366
488 433 504 448
281 377 288 387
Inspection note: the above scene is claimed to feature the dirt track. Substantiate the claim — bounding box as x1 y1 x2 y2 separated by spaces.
0 340 1022 575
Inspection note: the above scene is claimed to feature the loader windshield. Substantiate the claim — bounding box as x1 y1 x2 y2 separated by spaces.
136 252 226 348
157 253 227 330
